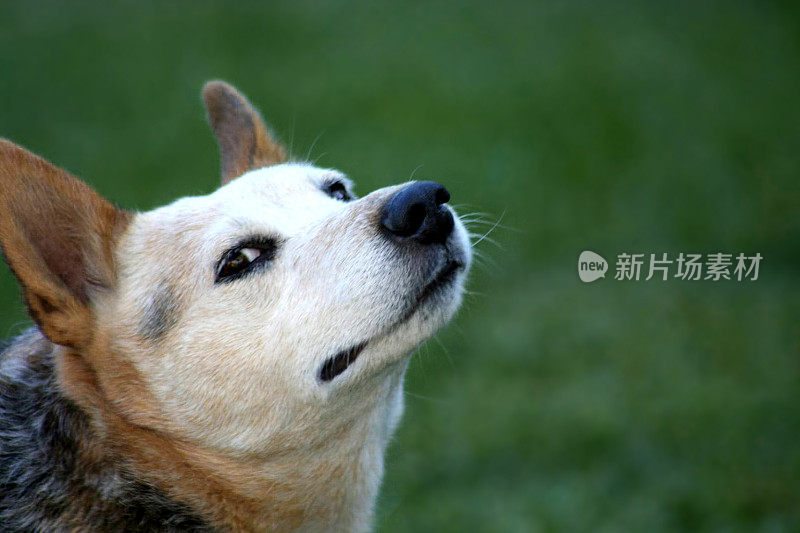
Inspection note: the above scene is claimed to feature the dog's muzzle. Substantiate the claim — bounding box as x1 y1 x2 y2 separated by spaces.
318 181 466 384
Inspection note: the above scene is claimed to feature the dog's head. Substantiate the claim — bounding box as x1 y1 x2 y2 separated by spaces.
0 82 470 457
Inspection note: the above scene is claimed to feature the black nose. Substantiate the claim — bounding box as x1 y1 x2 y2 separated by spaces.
381 181 454 244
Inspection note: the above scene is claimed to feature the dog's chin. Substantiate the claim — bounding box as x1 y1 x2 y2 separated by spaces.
318 253 468 383
318 219 471 384
371 239 471 342
397 256 466 328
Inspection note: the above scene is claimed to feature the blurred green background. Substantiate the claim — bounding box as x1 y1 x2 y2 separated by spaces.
1 1 798 530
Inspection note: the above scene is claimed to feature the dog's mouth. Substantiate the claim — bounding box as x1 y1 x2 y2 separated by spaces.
414 258 464 306
390 256 465 329
319 342 367 382
318 257 464 383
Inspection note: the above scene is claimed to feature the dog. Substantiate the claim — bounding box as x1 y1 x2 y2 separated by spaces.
0 81 471 531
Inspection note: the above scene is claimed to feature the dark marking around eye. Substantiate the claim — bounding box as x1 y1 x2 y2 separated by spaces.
140 285 179 341
215 236 280 284
323 180 352 202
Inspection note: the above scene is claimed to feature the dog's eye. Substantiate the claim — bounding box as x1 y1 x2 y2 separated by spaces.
325 181 351 202
216 243 276 283
217 248 260 279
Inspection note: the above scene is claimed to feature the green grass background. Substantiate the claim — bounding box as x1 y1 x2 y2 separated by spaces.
1 1 798 530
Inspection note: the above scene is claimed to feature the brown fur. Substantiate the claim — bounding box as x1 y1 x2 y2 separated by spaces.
202 80 287 184
56 337 312 531
0 140 309 530
0 138 364 531
0 82 469 530
0 139 130 349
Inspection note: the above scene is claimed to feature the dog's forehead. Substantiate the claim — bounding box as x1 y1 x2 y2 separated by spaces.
215 163 344 205
209 163 348 234
138 163 347 241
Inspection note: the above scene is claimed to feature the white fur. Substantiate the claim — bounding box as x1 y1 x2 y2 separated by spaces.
96 163 470 530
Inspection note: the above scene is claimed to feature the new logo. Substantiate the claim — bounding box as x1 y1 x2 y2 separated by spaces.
578 251 608 283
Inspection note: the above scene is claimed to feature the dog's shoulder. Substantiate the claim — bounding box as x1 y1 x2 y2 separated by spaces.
0 328 214 531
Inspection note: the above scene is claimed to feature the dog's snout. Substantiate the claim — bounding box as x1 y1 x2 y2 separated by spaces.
380 181 454 245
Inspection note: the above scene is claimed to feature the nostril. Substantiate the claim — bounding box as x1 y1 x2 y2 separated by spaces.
434 187 450 206
381 196 427 237
405 202 427 236
439 207 454 235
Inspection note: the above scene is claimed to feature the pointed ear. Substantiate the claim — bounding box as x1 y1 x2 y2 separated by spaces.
0 140 131 348
202 80 287 185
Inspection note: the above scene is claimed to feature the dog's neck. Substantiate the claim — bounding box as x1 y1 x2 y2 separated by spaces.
44 330 407 531
0 329 212 530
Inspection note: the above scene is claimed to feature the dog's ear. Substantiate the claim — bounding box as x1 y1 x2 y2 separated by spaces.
202 80 287 185
0 140 131 348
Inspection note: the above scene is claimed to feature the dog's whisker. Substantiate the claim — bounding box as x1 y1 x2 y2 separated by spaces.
288 113 297 161
470 258 497 276
471 252 500 274
310 152 328 166
460 218 498 229
455 209 494 219
467 232 502 274
462 218 506 227
408 164 424 181
305 130 326 163
461 217 517 233
463 288 485 299
432 335 455 368
460 219 496 228
474 235 504 250
451 203 489 212
404 391 450 405
459 215 514 234
471 210 506 248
